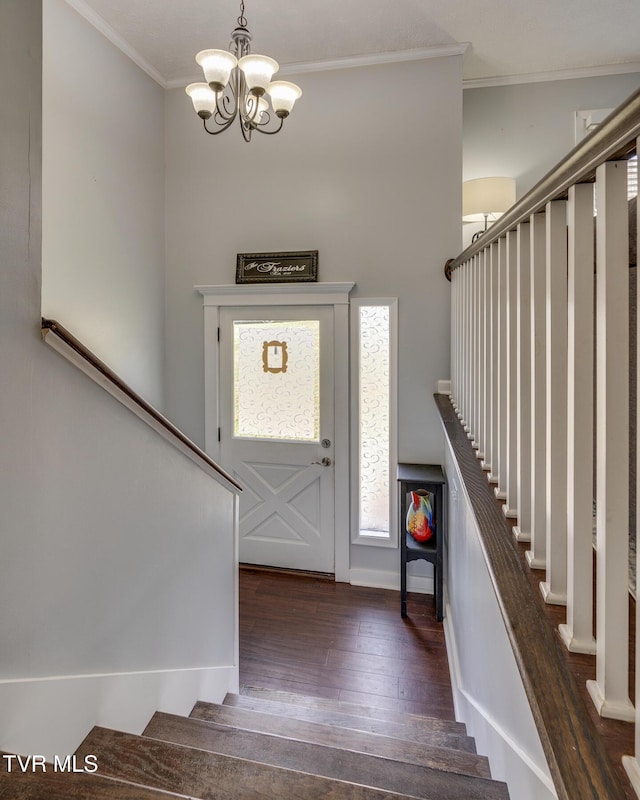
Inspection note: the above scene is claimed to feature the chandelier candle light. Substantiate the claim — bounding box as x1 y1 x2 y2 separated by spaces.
186 0 302 142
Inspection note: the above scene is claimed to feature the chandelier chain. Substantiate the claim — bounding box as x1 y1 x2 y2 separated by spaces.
237 0 247 28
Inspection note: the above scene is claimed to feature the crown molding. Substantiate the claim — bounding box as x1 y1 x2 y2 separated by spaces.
165 43 469 90
64 0 168 87
62 2 640 94
463 60 640 89
280 43 470 75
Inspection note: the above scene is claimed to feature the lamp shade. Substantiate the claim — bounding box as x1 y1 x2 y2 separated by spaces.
196 49 237 90
185 83 217 117
463 177 516 222
238 54 278 93
267 81 302 117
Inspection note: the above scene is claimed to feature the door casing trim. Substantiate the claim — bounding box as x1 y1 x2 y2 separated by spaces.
197 282 355 582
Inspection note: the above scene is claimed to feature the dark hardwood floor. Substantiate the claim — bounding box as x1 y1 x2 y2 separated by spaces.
239 554 638 797
239 567 456 720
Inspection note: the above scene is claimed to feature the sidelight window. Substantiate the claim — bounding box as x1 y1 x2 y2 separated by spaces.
351 299 398 546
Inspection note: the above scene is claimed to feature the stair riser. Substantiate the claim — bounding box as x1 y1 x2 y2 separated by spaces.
76 727 463 800
237 687 467 735
224 693 471 747
190 702 490 778
144 712 508 800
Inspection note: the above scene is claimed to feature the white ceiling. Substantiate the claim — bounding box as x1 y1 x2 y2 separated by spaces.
70 0 640 87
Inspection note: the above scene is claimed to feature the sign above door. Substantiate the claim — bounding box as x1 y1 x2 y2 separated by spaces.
236 250 318 284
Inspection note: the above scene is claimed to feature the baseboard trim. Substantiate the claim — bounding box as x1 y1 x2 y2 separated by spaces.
443 600 556 794
349 568 433 594
0 664 237 760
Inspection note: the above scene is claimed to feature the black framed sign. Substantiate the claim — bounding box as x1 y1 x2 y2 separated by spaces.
236 250 318 284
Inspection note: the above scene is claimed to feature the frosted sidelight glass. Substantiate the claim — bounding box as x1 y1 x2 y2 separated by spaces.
233 320 320 441
359 306 390 535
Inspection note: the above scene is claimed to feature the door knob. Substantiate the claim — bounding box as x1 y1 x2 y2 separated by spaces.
312 457 332 467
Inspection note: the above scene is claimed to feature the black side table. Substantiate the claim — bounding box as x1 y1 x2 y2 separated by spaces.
398 463 446 621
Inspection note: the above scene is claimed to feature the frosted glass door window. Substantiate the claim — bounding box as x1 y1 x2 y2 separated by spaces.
359 305 390 535
233 320 320 441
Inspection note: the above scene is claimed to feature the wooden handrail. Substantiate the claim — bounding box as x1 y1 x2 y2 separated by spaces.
435 393 627 800
42 318 242 493
448 86 640 273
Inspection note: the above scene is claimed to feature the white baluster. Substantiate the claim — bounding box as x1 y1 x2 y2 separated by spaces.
462 259 470 426
540 199 568 606
475 252 483 455
489 242 501 485
587 160 634 721
458 262 466 421
514 222 531 542
496 236 508 501
526 212 547 570
450 267 457 408
467 257 473 428
559 183 596 654
482 246 492 473
477 249 487 461
469 255 477 444
455 265 462 414
504 230 518 518
623 139 640 793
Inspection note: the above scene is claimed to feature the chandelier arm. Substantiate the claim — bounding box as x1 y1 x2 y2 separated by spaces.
242 94 262 125
239 117 253 143
255 109 274 127
214 91 237 122
202 115 236 136
253 116 285 135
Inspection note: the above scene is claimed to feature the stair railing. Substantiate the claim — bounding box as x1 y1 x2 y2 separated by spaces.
443 86 640 799
41 318 242 492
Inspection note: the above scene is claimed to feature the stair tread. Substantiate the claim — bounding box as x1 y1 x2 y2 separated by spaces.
239 686 466 734
0 761 187 800
144 711 508 799
190 702 490 777
76 726 485 800
227 692 466 744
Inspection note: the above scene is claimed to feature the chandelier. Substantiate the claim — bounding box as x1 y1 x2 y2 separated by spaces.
185 1 302 142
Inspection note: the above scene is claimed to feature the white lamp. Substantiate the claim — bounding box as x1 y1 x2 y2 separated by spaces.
267 81 303 118
195 49 238 92
238 54 279 95
463 177 516 240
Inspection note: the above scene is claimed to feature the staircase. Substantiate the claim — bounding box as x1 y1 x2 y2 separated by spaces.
1 687 509 799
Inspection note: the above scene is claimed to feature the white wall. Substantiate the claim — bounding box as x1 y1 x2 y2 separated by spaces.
164 56 462 580
42 0 166 407
462 72 640 247
443 441 557 800
1 0 237 759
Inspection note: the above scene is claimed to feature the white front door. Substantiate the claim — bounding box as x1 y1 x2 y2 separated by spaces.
219 306 335 573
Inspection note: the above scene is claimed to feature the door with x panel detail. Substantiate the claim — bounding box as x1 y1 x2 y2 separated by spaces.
219 306 335 573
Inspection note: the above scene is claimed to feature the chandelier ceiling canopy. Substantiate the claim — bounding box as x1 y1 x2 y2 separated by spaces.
186 1 302 142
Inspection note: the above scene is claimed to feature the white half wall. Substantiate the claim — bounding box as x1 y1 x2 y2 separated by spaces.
1 0 237 758
42 0 166 407
443 439 557 800
0 665 236 762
